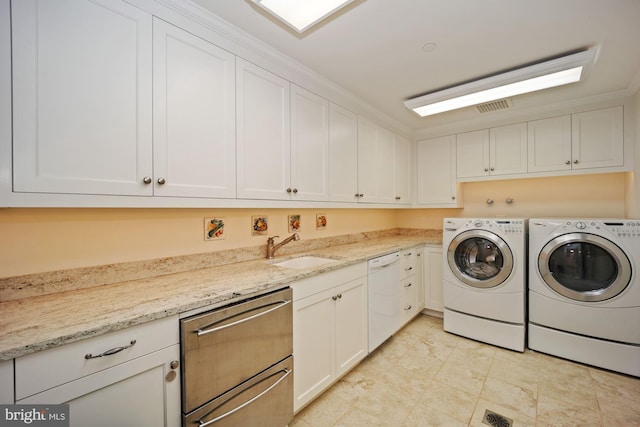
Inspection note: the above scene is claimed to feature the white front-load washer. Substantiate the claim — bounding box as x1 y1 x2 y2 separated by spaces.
529 218 640 377
442 218 527 352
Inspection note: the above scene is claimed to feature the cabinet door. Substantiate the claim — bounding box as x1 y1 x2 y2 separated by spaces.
12 0 153 196
290 85 329 201
394 135 412 204
0 359 12 404
17 345 181 427
571 106 624 170
153 19 236 198
527 115 572 173
456 129 489 178
416 248 425 311
357 118 378 203
490 122 527 175
293 287 335 412
334 277 368 378
328 103 358 202
236 58 291 200
417 135 460 206
376 127 397 203
424 247 444 312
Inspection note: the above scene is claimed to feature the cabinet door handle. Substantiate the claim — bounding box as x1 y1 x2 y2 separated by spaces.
404 282 412 288
395 196 401 200
332 295 338 301
286 188 292 193
404 305 412 311
405 267 413 271
565 160 571 165
484 168 489 172
157 177 166 185
573 159 579 164
143 176 152 184
292 188 298 194
85 340 136 359
490 167 495 171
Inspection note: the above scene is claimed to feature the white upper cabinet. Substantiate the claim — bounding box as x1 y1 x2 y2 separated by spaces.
236 58 291 200
416 135 461 207
153 19 236 199
457 123 527 179
528 115 572 173
12 0 153 196
290 85 329 201
357 118 409 204
489 122 527 176
571 106 624 170
328 104 358 203
456 129 490 179
394 135 412 204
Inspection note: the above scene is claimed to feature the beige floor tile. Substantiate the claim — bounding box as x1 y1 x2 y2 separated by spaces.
416 378 478 424
434 354 488 396
487 355 541 392
480 376 538 419
536 393 603 427
402 403 467 427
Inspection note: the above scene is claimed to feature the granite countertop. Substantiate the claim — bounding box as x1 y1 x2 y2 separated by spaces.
0 232 442 361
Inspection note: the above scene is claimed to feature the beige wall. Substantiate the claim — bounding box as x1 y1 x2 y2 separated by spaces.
0 208 396 277
0 173 630 278
398 172 628 228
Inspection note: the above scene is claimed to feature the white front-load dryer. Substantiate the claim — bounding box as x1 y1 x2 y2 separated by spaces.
529 218 640 377
442 218 527 352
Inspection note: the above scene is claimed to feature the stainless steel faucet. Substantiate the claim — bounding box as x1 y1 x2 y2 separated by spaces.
266 233 300 259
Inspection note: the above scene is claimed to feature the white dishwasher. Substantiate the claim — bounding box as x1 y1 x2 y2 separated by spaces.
368 251 401 352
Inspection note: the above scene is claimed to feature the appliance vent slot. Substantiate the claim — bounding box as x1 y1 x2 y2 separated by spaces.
476 98 512 113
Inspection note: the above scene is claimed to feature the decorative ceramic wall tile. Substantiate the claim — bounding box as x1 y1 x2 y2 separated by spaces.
288 215 301 232
204 218 225 240
252 216 268 236
316 214 327 230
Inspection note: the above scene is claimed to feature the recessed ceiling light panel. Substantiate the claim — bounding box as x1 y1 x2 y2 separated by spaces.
251 0 354 33
404 49 596 117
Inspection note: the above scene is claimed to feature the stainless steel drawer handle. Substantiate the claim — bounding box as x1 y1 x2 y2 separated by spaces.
84 340 136 360
197 368 292 426
196 300 291 336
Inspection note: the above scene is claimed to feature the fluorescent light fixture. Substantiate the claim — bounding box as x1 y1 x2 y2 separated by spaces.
251 0 354 33
404 49 595 117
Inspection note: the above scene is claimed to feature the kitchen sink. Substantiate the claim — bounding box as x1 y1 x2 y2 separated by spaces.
269 256 337 269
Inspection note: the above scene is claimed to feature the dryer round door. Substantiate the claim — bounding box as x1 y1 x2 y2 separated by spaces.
538 233 632 302
447 229 513 288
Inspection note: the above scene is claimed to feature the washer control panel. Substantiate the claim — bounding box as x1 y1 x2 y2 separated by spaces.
462 219 526 233
562 220 640 239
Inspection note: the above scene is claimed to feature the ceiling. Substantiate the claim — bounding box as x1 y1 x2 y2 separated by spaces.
191 0 640 131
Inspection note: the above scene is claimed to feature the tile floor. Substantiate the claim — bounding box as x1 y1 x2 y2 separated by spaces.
291 315 640 427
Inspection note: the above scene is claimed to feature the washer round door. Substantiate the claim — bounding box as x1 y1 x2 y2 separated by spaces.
447 230 514 288
538 233 632 302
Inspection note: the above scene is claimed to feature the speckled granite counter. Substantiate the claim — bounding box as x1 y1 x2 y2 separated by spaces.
0 230 442 361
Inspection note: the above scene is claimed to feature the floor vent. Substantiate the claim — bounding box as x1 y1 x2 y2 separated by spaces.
476 98 512 113
482 409 513 427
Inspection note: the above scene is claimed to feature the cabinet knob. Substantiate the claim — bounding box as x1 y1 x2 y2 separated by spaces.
565 160 571 165
573 159 579 164
292 188 298 194
360 193 364 198
395 196 401 200
286 188 292 193
484 168 489 172
157 177 166 185
170 360 180 370
486 198 494 205
332 295 338 301
143 176 152 184
452 196 455 200
490 167 495 171
165 370 177 382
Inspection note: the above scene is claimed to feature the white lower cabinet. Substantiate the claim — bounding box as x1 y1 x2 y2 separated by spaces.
292 263 367 413
423 245 444 313
0 359 13 404
14 316 180 427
